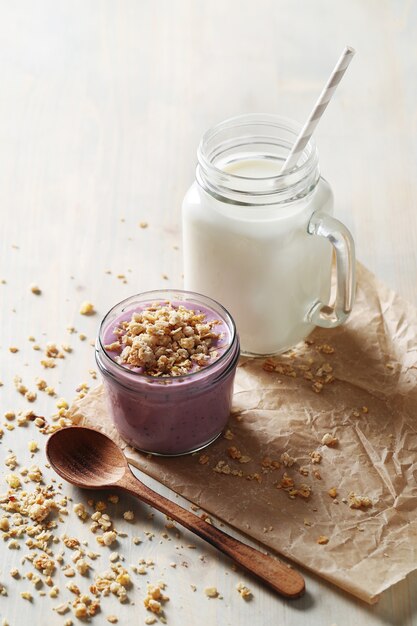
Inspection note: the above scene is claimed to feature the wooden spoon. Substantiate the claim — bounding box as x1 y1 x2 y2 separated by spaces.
46 426 305 599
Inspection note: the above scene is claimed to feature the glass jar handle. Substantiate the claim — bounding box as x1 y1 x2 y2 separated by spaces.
307 213 356 328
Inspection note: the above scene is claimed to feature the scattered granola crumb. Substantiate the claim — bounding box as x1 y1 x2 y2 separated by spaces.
277 473 294 489
107 617 118 624
317 535 329 545
309 451 322 464
33 554 55 576
45 342 63 358
9 346 19 353
20 591 33 601
139 221 149 229
30 283 41 295
79 301 95 316
73 503 88 521
73 602 88 618
144 582 169 614
28 440 38 453
317 344 335 354
14 376 28 395
41 358 56 369
6 473 21 489
312 381 323 393
54 602 69 615
198 454 210 465
63 567 76 578
261 457 281 470
280 452 295 467
236 582 252 600
328 487 338 498
101 530 117 546
227 446 242 460
213 460 233 475
75 558 90 575
25 390 37 402
348 492 373 509
123 510 134 521
204 587 219 598
321 433 338 447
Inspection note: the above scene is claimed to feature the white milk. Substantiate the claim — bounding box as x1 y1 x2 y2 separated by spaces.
222 158 285 178
182 115 355 356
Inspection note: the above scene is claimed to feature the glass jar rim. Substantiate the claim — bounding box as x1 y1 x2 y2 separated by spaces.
196 113 320 205
97 288 238 383
198 113 317 177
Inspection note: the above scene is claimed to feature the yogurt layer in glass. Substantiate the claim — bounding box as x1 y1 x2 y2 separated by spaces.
95 290 240 456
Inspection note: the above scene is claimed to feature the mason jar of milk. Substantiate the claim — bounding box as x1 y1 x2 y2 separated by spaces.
182 114 355 356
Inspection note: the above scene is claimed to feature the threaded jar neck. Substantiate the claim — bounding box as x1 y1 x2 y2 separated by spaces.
196 114 320 206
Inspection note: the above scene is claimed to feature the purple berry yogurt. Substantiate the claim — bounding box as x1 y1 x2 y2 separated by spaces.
95 290 240 456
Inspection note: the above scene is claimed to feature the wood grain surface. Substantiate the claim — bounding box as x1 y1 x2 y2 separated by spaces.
0 1 416 625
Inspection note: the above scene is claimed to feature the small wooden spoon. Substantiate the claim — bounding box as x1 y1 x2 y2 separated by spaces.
46 426 305 599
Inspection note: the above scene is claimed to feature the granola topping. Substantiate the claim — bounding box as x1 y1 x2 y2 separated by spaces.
104 302 228 377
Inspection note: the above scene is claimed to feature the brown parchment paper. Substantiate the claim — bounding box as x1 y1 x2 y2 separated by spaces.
69 263 417 604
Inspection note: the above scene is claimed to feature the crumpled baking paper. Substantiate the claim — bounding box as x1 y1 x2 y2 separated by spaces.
69 263 417 604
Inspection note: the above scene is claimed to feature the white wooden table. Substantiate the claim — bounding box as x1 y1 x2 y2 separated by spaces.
1 1 416 625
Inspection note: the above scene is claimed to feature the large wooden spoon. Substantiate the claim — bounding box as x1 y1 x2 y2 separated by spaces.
46 426 305 599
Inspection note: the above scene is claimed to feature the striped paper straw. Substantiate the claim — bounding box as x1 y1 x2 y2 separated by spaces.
281 45 355 174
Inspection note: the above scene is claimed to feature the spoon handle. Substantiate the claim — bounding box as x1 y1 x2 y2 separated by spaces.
119 471 305 599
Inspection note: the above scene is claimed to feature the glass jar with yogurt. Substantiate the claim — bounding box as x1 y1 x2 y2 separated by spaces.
182 114 355 356
95 290 240 456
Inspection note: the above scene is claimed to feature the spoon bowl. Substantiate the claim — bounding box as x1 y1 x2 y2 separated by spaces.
46 426 127 487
